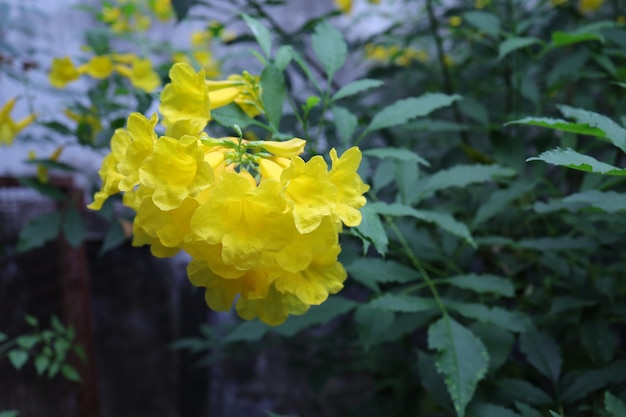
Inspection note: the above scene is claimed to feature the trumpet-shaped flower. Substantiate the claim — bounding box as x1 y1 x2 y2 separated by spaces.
87 128 131 210
80 55 114 79
579 0 604 13
205 73 263 117
115 58 161 92
117 112 159 191
49 57 81 88
329 147 369 227
236 285 309 326
134 196 200 248
0 98 36 146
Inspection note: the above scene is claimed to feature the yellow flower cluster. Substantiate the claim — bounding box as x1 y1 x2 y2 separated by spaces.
99 0 174 34
88 63 369 325
49 53 161 92
364 44 429 67
0 98 36 146
578 0 604 13
172 28 223 79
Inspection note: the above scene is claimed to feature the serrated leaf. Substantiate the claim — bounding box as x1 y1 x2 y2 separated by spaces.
223 320 268 343
515 402 544 417
8 349 29 370
61 363 81 382
428 316 489 417
464 10 501 37
441 274 514 297
474 180 536 226
498 378 554 405
368 294 437 313
499 37 541 60
470 323 513 373
62 207 85 248
369 202 476 247
447 301 531 332
506 117 607 137
413 164 516 200
520 331 562 383
332 79 384 101
365 94 461 134
242 14 272 57
273 297 356 337
311 20 347 81
580 317 618 364
355 305 394 350
363 147 430 166
418 351 454 412
605 391 626 417
557 105 626 153
354 205 388 256
332 106 358 148
35 355 50 375
345 257 420 292
561 361 626 403
467 403 521 417
260 64 286 131
526 148 626 176
16 211 62 252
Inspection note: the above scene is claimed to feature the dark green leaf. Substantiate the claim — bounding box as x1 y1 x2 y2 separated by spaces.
506 117 607 137
363 147 430 166
24 158 75 172
16 335 38 349
474 180 536 226
24 315 38 327
273 297 356 337
413 164 516 199
561 361 626 403
605 391 626 417
61 363 81 382
17 177 65 201
417 351 454 412
515 402 544 417
223 320 267 343
519 331 562 383
242 14 272 57
0 332 7 342
581 317 618 364
345 257 420 292
211 104 266 130
441 274 514 297
8 349 29 370
0 411 20 417
463 10 501 37
470 323 513 373
260 64 286 131
355 305 394 350
16 211 62 252
171 0 197 20
266 412 298 417
35 355 50 375
428 316 489 417
467 403 521 417
311 20 347 81
498 378 554 405
62 207 85 248
331 79 384 101
274 45 294 71
368 294 437 313
353 205 388 256
99 220 127 256
562 190 626 213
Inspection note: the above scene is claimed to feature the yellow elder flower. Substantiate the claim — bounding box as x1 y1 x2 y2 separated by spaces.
0 98 36 146
49 56 81 88
117 112 159 192
134 196 200 249
334 0 352 14
139 135 214 210
236 285 309 326
115 58 161 92
79 55 114 79
578 0 604 13
149 0 174 21
259 138 306 158
449 16 462 27
159 63 211 135
205 73 263 117
329 147 369 227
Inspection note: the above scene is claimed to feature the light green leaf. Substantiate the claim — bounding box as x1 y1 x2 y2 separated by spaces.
368 202 475 247
223 320 267 343
365 94 461 134
345 257 420 292
62 207 85 248
447 301 531 332
413 164 515 200
0 411 20 417
311 20 347 81
506 117 607 137
605 392 626 417
242 14 272 57
260 64 286 131
363 147 430 166
498 378 554 405
464 10 501 37
332 106 358 147
550 31 603 48
441 274 514 297
526 148 626 176
8 349 29 370
332 79 384 101
212 103 266 130
274 45 294 71
353 205 388 256
355 305 395 350
0 332 7 342
467 403 521 417
519 331 562 384
548 412 563 417
35 355 50 375
368 294 437 313
273 297 356 337
428 316 489 417
16 335 38 349
498 37 542 60
16 211 62 252
557 105 626 153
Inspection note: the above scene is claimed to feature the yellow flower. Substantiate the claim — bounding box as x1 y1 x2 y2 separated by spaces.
368 0 381 3
28 147 63 183
328 147 369 227
551 0 568 5
259 138 306 158
578 0 604 13
49 57 81 88
618 15 626 23
149 0 174 21
449 16 462 27
80 55 114 79
159 62 211 136
236 284 310 326
205 72 264 117
115 58 161 92
0 98 36 146
139 135 214 210
117 112 159 192
335 0 352 14
134 196 200 249
475 0 491 8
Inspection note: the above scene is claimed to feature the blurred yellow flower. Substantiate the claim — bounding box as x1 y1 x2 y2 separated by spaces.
335 0 352 14
449 16 462 27
578 0 604 13
475 0 491 8
49 57 81 88
79 55 114 79
0 98 36 146
205 72 264 117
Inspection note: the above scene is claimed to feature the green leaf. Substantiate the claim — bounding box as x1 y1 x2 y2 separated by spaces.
171 0 197 20
557 105 626 153
8 349 29 370
61 363 81 382
311 20 347 81
498 378 554 405
470 323 513 373
467 403 521 417
223 320 268 343
35 355 50 375
266 412 298 417
515 402 544 417
274 45 294 71
16 211 62 252
463 10 501 37
62 207 85 248
353 205 388 256
519 331 562 384
526 148 626 176
212 103 266 131
345 257 420 292
413 164 516 200
16 335 38 349
0 332 7 342
418 351 454 412
473 180 536 226
580 317 618 364
548 411 563 417
332 106 358 148
506 117 607 137
242 14 272 57
446 301 531 332
441 274 514 297
24 158 75 172
605 391 626 417
517 236 597 251
51 315 65 333
331 79 384 101
561 361 626 403
550 31 603 48
498 37 542 60
368 202 476 247
99 220 127 256
355 305 395 350
428 316 489 417
368 294 437 313
24 315 39 327
363 147 430 166
0 411 20 417
459 98 489 125
17 177 65 201
260 64 286 131
365 94 461 134
273 297 356 337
